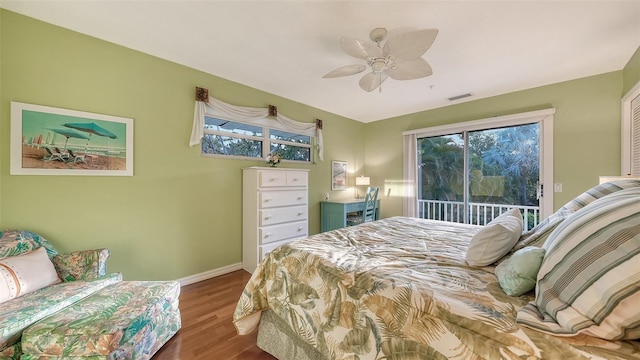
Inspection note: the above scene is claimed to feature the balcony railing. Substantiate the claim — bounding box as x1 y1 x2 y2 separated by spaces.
418 199 540 230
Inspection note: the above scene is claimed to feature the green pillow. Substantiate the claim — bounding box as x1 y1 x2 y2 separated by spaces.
495 246 545 296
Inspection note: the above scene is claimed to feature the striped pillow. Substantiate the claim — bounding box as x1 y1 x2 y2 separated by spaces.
516 187 640 340
512 179 640 252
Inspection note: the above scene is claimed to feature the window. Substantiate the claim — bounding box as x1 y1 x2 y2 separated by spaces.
404 109 554 224
416 123 541 229
202 116 312 162
191 95 322 162
202 117 263 158
269 129 311 161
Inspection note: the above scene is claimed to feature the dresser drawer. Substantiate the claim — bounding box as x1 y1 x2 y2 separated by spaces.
286 171 308 187
260 238 294 260
260 206 307 226
243 167 310 274
260 221 307 244
259 171 287 187
259 190 307 208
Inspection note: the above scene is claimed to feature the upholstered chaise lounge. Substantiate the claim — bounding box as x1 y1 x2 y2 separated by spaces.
0 230 181 360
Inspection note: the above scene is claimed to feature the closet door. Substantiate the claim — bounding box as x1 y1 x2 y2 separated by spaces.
630 94 640 175
622 82 640 176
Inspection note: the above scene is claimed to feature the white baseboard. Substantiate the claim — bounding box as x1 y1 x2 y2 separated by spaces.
177 262 243 286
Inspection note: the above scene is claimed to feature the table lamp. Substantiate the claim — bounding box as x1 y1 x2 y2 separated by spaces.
356 176 370 198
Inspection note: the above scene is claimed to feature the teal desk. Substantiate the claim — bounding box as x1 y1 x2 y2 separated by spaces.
320 199 380 232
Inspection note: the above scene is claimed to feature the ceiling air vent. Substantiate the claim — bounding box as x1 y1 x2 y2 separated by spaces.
448 93 473 101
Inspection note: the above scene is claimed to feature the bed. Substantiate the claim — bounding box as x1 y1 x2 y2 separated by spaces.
233 179 640 360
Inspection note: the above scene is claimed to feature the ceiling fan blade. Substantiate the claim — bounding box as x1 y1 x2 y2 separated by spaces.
388 58 433 80
340 37 383 59
359 71 389 92
322 64 367 78
383 29 438 60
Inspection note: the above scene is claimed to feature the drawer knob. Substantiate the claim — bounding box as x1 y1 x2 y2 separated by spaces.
298 227 304 232
265 216 272 220
297 196 303 200
265 234 272 238
269 177 276 182
264 198 272 203
292 178 298 181
298 212 304 216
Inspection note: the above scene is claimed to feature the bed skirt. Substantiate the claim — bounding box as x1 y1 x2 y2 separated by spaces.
257 310 325 360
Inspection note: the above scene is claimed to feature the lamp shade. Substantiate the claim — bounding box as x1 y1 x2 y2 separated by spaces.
356 176 370 186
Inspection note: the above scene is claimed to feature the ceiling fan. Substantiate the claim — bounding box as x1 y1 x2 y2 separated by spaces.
323 27 438 92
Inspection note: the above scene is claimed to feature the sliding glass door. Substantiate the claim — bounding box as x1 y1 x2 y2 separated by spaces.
417 122 541 229
418 133 465 222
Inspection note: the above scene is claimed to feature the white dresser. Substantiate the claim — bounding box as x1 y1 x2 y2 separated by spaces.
242 167 310 273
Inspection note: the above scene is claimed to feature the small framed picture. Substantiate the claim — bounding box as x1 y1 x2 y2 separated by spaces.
331 160 347 191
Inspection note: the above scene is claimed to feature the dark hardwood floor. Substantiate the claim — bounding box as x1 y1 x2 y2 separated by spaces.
153 270 276 360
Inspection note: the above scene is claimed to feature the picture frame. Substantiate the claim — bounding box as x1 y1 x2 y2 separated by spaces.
331 160 348 191
10 102 134 176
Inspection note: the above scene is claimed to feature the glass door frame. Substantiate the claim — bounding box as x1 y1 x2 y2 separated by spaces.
405 108 555 220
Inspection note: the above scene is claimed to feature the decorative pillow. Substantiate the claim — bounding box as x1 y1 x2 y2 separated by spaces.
0 247 61 304
0 230 59 260
495 246 545 296
512 178 640 252
466 208 523 266
517 187 640 340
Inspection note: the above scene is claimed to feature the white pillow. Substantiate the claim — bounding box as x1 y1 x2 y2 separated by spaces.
0 247 61 303
466 208 523 266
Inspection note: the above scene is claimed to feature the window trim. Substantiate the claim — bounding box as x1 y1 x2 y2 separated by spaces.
403 108 555 218
191 95 322 161
267 128 313 162
201 115 313 163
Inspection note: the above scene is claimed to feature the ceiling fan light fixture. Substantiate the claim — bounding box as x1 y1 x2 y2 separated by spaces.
323 27 438 92
369 28 388 43
370 59 386 72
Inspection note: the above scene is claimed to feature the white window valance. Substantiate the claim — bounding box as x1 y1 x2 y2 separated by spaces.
190 96 323 161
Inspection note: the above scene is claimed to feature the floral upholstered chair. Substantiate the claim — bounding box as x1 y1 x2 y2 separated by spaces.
0 230 121 360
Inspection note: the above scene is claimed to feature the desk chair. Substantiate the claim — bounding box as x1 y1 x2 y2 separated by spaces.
346 186 379 226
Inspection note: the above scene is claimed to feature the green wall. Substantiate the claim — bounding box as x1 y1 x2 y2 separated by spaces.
0 10 365 280
365 71 625 218
623 46 640 95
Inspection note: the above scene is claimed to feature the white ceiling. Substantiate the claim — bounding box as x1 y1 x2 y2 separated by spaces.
2 1 639 123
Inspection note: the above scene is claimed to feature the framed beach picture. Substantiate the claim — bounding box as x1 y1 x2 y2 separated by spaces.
331 160 348 191
10 102 134 176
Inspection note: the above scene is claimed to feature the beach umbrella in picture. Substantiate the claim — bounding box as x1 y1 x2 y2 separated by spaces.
63 122 117 150
46 128 89 149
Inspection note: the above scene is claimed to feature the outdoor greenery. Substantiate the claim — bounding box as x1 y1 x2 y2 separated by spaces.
201 116 311 162
201 134 262 158
270 144 311 161
201 133 312 162
419 135 465 201
472 124 539 206
418 123 540 207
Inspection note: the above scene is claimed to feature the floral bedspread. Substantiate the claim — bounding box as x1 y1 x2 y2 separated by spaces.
233 216 640 360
